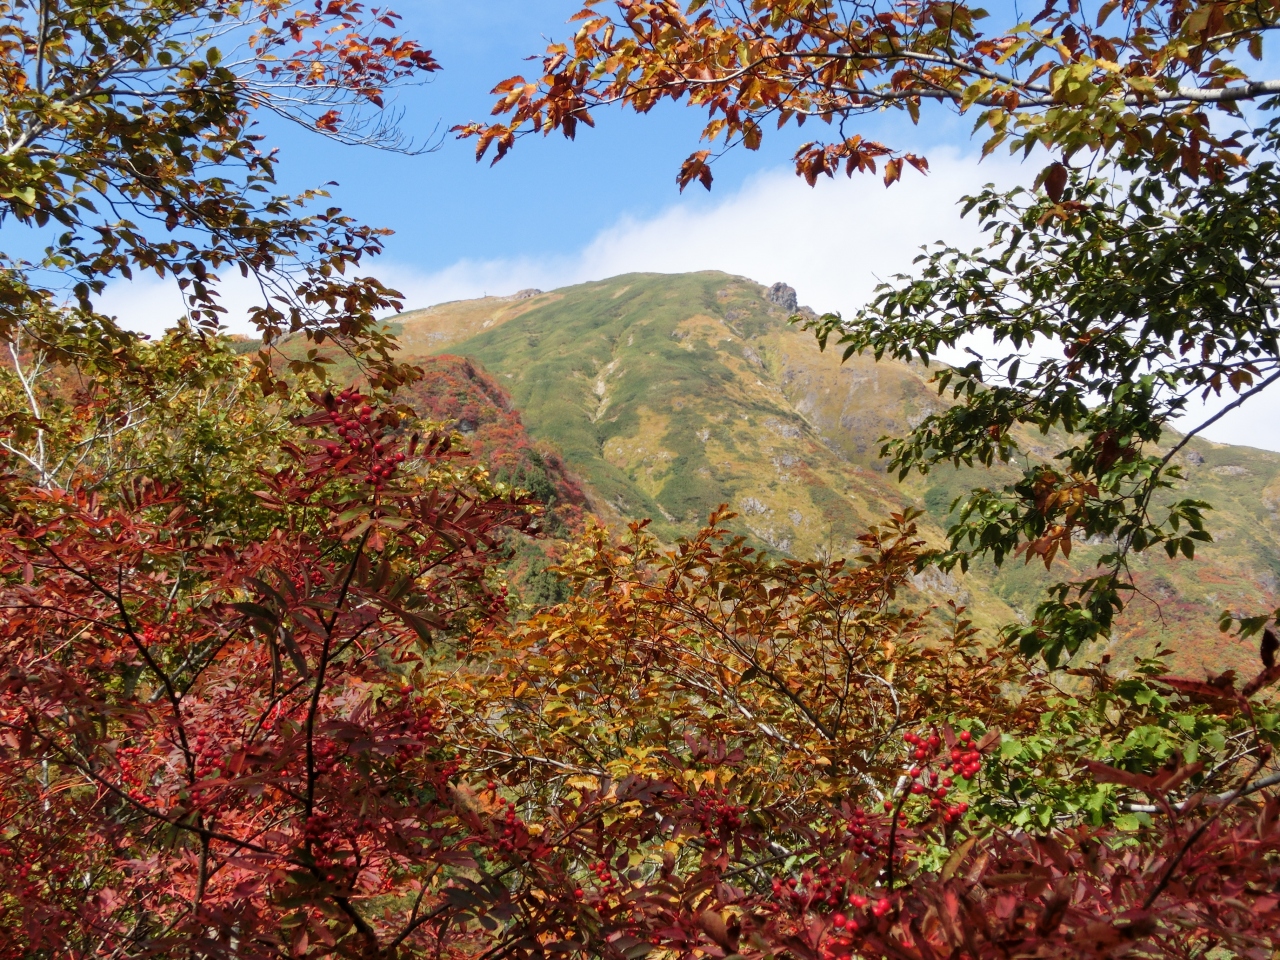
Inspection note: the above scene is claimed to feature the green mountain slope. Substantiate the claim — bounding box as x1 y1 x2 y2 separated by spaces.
391 271 1280 671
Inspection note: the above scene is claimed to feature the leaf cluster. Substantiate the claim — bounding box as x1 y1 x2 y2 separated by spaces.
461 0 1280 189
0 0 440 391
806 160 1280 663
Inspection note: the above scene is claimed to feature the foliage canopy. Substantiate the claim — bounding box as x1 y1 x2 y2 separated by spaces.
463 0 1280 188
0 0 439 391
3 0 1280 957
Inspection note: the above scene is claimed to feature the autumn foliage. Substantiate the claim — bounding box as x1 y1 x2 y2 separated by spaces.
3 385 1280 957
460 0 1280 189
5 0 1280 957
404 356 587 533
0 389 534 955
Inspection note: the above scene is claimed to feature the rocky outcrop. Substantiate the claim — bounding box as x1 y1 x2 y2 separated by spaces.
766 282 798 312
766 282 818 320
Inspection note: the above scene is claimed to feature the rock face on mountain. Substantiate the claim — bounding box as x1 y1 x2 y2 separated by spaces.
387 271 1280 671
766 282 799 312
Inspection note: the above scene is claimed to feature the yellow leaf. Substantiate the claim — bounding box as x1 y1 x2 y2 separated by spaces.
942 835 979 881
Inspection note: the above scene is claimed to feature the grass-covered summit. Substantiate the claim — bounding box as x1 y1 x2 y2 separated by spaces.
392 271 1280 671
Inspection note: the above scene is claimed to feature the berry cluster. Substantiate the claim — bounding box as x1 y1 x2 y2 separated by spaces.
583 859 621 902
323 394 407 488
303 811 336 848
772 863 848 910
395 708 440 762
888 728 977 824
193 730 226 779
843 806 879 856
829 893 894 932
488 783 526 855
692 789 747 849
770 865 895 942
948 730 984 781
115 742 160 807
313 737 341 776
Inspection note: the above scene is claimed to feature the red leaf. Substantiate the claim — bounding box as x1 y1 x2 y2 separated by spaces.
1155 674 1242 708
1043 162 1068 202
677 151 714 192
1081 758 1157 790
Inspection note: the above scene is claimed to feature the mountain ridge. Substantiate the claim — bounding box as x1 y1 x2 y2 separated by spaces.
385 271 1280 670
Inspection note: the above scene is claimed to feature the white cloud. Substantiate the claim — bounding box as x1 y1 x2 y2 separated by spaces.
93 273 191 339
99 148 1013 333
1173 389 1280 453
388 147 1020 320
94 270 277 340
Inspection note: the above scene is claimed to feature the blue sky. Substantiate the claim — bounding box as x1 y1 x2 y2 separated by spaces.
112 1 1010 341
264 0 976 270
93 0 1280 452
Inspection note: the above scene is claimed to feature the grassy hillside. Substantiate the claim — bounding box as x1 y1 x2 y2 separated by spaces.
398 275 921 542
389 271 1280 671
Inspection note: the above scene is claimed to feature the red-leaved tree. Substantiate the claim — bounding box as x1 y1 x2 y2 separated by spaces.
0 389 545 957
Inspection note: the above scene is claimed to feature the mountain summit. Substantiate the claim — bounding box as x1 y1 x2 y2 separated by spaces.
392 271 1280 670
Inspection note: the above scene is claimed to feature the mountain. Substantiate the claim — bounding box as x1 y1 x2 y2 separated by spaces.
385 271 1280 671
